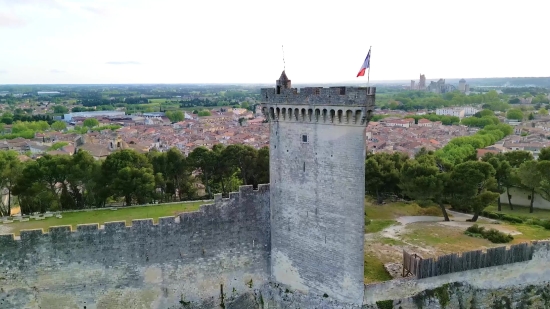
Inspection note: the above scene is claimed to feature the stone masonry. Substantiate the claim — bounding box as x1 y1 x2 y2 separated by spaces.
0 185 270 309
261 71 376 305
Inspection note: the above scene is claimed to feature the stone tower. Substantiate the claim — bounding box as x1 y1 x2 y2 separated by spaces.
261 72 376 305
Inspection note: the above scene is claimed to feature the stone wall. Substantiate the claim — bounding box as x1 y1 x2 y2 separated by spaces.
364 241 550 307
260 87 376 106
269 119 367 305
0 184 270 309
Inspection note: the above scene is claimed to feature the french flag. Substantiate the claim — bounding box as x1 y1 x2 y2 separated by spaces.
356 49 371 77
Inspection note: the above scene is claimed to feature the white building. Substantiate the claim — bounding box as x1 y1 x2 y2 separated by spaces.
63 111 126 121
436 108 465 118
463 106 479 116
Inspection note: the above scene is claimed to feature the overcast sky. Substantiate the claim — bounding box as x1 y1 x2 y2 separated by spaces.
0 0 548 84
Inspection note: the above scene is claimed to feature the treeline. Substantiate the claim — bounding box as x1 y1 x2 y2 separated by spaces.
78 98 149 107
411 114 460 125
366 121 514 221
0 144 268 216
0 113 54 125
365 147 550 222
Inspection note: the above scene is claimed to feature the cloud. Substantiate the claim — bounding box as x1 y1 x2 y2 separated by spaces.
105 61 141 65
0 70 7 74
81 6 109 16
0 0 61 8
50 69 65 73
0 12 27 28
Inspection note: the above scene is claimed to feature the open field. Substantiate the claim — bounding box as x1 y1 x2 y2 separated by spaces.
0 202 205 236
363 200 550 283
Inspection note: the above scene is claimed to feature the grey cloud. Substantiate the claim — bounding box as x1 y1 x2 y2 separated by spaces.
106 61 141 65
0 13 27 28
50 69 65 73
0 70 7 74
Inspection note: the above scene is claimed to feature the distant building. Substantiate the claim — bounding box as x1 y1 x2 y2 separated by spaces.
458 79 466 92
419 74 426 90
458 79 470 93
63 111 126 121
463 106 479 116
427 79 456 94
436 108 465 118
410 80 416 90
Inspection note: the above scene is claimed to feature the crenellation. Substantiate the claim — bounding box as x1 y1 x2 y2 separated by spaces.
131 218 155 229
20 229 45 240
48 225 72 235
229 192 240 200
260 86 376 107
158 216 175 226
103 221 127 232
76 223 99 232
239 184 254 194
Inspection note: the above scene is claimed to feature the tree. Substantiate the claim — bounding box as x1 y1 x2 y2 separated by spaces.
188 147 216 198
506 109 524 121
503 151 533 168
400 156 450 221
101 149 153 205
83 118 99 128
448 161 497 221
528 112 535 120
539 108 549 116
197 110 212 117
51 121 67 131
482 153 511 211
365 153 405 203
53 105 69 114
516 160 542 213
165 110 185 123
0 151 21 216
539 147 550 161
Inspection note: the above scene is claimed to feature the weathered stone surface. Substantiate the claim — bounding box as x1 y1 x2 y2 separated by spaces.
0 185 270 309
264 84 374 305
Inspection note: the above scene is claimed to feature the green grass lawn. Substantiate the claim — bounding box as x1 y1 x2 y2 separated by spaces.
0 202 205 236
365 219 397 233
365 199 443 221
485 204 550 220
364 252 393 284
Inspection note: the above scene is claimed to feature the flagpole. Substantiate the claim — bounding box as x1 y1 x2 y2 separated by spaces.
367 46 371 87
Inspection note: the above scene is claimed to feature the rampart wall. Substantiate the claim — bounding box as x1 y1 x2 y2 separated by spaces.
364 241 550 308
0 184 270 309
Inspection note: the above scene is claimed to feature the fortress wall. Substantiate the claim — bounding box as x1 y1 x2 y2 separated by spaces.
0 184 270 309
269 120 367 305
363 241 550 306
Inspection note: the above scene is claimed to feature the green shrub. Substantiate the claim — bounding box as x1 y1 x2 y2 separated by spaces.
483 228 514 243
466 224 485 234
501 214 523 224
481 211 501 220
465 224 513 243
481 211 523 223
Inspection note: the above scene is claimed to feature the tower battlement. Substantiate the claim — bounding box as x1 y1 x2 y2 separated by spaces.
260 86 376 106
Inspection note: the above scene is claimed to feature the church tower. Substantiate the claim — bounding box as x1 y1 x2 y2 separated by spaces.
261 72 376 305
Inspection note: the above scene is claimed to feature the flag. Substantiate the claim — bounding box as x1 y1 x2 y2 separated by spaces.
356 49 371 77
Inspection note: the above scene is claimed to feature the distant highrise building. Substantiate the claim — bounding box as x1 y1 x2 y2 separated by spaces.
458 79 466 92
465 84 470 92
410 80 416 90
419 74 426 90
